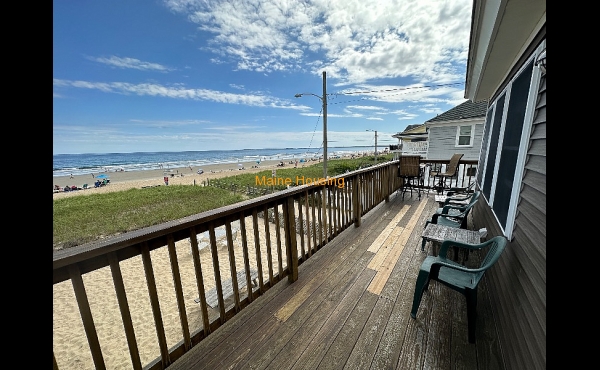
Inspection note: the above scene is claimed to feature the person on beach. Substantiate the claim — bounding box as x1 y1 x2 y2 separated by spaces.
70 174 74 179
164 176 169 185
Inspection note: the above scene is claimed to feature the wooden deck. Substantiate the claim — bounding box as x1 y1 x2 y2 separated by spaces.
168 192 504 370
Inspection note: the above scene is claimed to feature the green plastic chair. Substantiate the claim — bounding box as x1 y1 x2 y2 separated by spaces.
421 192 480 252
410 235 507 343
435 190 481 216
446 181 475 197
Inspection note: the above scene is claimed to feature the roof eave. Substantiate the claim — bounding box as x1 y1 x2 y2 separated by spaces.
465 0 546 101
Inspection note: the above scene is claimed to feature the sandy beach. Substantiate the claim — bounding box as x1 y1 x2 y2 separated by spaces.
53 158 322 200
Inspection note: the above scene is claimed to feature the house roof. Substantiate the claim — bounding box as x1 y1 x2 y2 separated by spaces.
392 123 427 139
425 100 488 124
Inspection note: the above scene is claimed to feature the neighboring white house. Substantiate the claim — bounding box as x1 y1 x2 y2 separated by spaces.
391 100 488 163
424 100 488 161
390 124 428 159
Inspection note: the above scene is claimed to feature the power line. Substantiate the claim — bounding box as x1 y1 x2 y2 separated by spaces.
306 106 323 155
331 82 464 96
327 82 464 106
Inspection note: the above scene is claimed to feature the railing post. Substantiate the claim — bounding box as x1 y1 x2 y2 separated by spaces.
353 176 361 227
384 165 390 202
283 197 298 282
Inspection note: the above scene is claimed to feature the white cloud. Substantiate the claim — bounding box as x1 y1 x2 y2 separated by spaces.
163 0 472 84
53 78 306 110
88 56 173 72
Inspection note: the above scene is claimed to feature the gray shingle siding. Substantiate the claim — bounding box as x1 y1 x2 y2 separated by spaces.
426 124 484 160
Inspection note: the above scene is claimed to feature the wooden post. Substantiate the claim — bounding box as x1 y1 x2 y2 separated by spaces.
353 176 361 227
283 197 298 283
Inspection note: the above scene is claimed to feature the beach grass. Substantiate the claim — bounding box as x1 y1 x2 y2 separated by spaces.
53 185 244 250
208 154 392 191
53 154 393 250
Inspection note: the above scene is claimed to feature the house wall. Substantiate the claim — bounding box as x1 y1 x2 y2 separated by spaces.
473 58 546 369
426 123 484 161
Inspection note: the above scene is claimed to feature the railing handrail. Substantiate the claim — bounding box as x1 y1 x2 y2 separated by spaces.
54 159 399 276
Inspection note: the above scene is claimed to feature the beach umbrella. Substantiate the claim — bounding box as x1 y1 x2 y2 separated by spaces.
96 174 109 179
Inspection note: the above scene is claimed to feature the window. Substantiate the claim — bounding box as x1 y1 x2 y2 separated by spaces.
475 40 545 239
456 124 474 146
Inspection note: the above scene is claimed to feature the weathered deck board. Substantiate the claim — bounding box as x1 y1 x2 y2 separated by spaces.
168 193 505 370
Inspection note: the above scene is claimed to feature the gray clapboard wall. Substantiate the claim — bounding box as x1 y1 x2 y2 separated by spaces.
474 72 546 370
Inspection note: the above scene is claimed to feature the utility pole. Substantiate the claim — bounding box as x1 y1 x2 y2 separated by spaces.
374 130 377 163
322 71 327 178
295 71 328 179
366 129 378 163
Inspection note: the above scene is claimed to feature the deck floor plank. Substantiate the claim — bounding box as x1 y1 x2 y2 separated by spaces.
168 193 505 370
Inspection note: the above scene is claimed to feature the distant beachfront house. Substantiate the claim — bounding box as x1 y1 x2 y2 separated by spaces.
424 99 488 161
465 0 546 369
390 124 428 159
391 100 487 164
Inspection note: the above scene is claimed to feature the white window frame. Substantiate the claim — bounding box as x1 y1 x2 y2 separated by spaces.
477 40 545 240
455 124 475 147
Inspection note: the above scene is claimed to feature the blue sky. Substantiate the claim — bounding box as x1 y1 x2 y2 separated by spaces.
53 0 472 155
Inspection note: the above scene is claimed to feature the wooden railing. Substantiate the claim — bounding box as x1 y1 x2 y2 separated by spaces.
53 161 402 370
419 159 479 192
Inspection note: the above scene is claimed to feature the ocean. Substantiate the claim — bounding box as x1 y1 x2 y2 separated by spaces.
53 146 379 177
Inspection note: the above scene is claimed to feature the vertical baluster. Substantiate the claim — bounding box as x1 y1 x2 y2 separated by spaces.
342 179 347 227
225 220 241 312
364 174 368 213
283 197 298 282
332 184 337 236
353 176 361 227
297 196 306 261
68 263 106 370
208 223 226 322
273 204 284 277
327 186 333 239
317 189 324 248
323 185 329 244
108 252 142 370
239 212 254 303
252 209 265 293
166 234 192 351
311 190 318 252
189 226 210 335
140 241 170 367
263 204 274 285
375 170 379 204
305 190 312 258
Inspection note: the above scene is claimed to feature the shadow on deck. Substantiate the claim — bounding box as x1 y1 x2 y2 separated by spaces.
168 192 504 370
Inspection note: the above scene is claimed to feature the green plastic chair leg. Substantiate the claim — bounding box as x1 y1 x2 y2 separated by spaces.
410 269 431 318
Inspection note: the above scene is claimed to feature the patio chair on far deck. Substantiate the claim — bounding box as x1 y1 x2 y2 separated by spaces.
398 155 423 200
410 235 507 343
430 153 464 194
